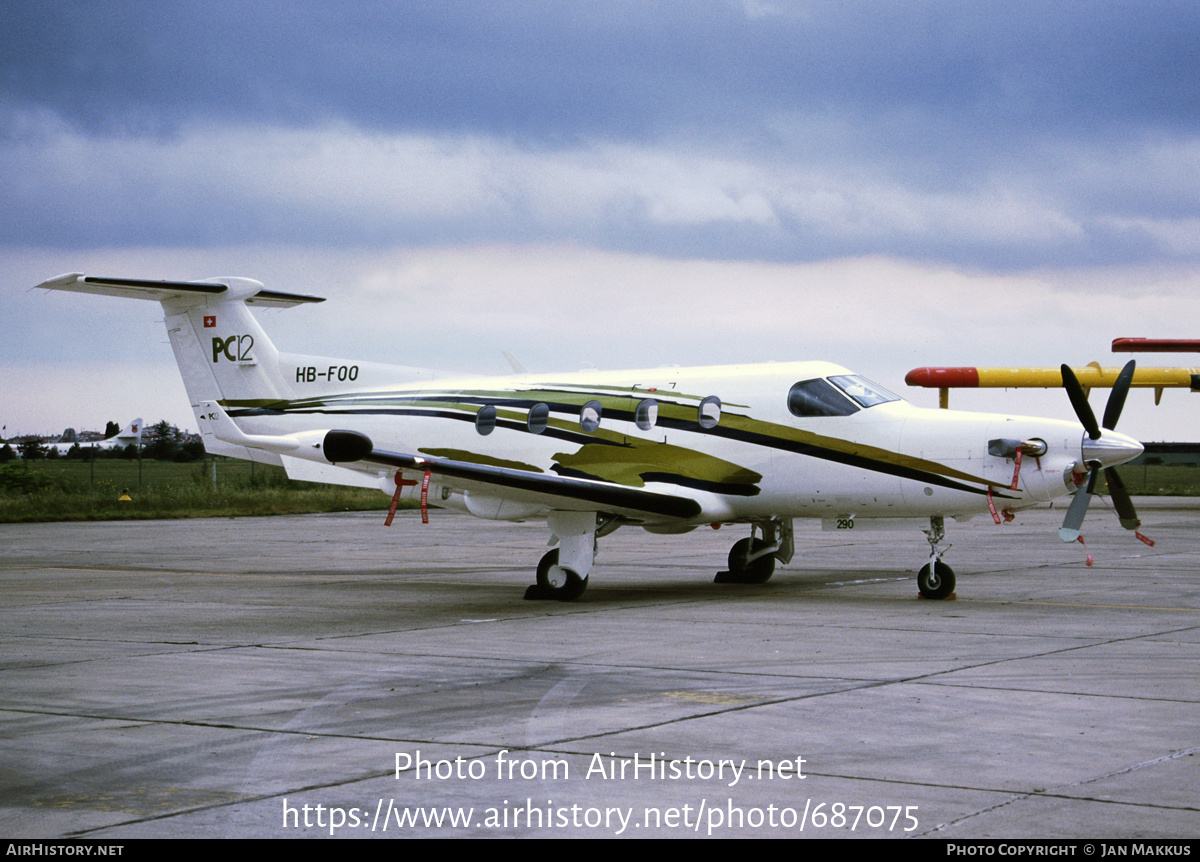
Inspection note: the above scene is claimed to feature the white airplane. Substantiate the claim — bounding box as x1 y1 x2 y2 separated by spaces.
42 418 144 456
37 272 1147 601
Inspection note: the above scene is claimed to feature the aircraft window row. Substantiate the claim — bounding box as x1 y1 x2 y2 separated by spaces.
633 396 722 432
476 397 725 435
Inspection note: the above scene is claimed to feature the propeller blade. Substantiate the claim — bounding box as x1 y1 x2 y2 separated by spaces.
1102 359 1136 431
1059 468 1097 542
1061 364 1101 440
1059 363 1142 546
1104 467 1141 530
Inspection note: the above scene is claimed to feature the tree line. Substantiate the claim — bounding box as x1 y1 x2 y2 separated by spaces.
0 420 206 463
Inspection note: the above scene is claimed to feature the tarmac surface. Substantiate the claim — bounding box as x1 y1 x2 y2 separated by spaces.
1 500 1197 839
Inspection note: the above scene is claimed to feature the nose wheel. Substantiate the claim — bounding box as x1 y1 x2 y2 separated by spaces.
917 560 955 600
918 516 956 599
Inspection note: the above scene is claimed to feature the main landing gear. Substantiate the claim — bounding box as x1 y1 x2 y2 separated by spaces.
530 548 589 601
524 512 618 602
715 519 794 584
918 516 956 600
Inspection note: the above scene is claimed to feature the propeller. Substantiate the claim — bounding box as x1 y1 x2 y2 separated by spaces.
1058 360 1141 543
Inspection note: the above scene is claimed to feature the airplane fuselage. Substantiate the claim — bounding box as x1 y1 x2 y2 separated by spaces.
229 359 1094 527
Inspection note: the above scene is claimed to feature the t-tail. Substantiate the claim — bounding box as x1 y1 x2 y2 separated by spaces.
36 273 435 461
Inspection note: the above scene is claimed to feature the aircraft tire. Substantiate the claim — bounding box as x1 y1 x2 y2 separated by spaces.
725 538 776 584
536 549 589 601
917 561 955 599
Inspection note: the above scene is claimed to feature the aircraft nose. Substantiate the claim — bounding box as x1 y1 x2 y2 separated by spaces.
1081 430 1144 469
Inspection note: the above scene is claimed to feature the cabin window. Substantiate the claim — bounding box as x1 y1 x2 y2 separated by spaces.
475 404 497 435
828 375 900 408
635 399 658 431
698 396 721 429
580 400 602 433
527 402 549 434
787 379 859 417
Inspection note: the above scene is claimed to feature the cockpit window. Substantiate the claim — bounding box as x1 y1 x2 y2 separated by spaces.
828 375 900 408
787 379 859 417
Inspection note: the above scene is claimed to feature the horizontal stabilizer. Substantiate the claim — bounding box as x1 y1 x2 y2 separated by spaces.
37 273 324 307
198 400 328 455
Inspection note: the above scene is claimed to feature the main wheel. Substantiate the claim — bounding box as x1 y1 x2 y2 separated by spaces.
536 549 589 601
723 537 776 584
917 561 955 599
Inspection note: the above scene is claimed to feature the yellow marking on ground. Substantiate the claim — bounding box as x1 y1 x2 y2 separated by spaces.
662 691 760 706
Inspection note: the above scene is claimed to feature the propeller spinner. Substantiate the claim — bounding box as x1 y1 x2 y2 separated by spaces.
1058 360 1144 542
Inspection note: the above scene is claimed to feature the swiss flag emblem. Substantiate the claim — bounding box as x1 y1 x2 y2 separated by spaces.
203 316 216 328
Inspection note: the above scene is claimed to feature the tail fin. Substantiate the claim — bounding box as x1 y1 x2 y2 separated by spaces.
113 418 144 446
39 272 444 461
39 273 326 460
37 273 324 410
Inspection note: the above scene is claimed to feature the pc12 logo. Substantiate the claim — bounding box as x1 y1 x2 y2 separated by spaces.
212 334 254 362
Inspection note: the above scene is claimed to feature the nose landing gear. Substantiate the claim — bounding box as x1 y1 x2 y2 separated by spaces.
918 516 956 599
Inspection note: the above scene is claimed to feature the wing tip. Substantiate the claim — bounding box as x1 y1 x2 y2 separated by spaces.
36 272 85 290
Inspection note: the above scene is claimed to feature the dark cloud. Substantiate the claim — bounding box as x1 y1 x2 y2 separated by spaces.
6 1 1200 144
4 1 1200 269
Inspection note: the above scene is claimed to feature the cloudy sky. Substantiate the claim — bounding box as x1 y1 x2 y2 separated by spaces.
5 1 1200 441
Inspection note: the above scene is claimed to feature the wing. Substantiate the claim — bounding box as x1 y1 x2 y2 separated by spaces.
335 435 704 521
197 402 703 521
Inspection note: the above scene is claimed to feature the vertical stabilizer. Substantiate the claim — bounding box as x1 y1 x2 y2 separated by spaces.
160 279 295 408
37 274 326 461
113 418 144 446
37 274 324 409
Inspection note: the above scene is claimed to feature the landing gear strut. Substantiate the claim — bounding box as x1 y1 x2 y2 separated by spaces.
918 516 956 599
716 519 793 584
